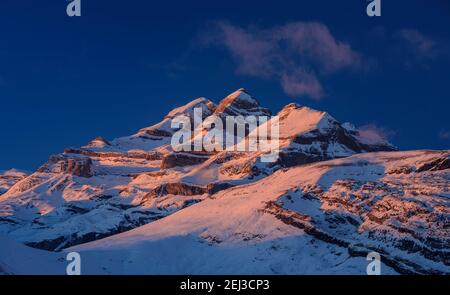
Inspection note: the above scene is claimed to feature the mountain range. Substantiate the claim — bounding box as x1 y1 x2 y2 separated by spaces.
0 89 448 275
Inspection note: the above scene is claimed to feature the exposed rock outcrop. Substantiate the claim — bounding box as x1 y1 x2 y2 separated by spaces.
38 154 93 178
161 152 210 169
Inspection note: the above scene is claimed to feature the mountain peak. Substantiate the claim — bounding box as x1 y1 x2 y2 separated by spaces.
214 89 271 117
278 103 337 138
137 97 216 138
227 88 254 101
165 97 216 120
0 169 28 196
83 136 111 149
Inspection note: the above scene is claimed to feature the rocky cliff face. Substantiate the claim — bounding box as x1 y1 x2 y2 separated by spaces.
1 89 447 275
37 154 93 178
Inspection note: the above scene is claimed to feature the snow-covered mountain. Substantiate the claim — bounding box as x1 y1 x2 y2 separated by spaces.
0 89 448 275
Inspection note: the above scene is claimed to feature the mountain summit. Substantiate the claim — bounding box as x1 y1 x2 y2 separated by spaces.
214 88 271 117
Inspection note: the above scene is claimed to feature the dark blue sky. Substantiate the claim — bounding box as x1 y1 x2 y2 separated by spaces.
0 0 449 170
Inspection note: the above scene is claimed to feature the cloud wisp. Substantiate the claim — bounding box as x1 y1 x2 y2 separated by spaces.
438 130 450 140
397 29 440 62
356 124 396 145
389 28 450 69
200 21 364 100
398 29 437 57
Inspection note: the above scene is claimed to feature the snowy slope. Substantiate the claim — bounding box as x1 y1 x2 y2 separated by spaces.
60 150 447 274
